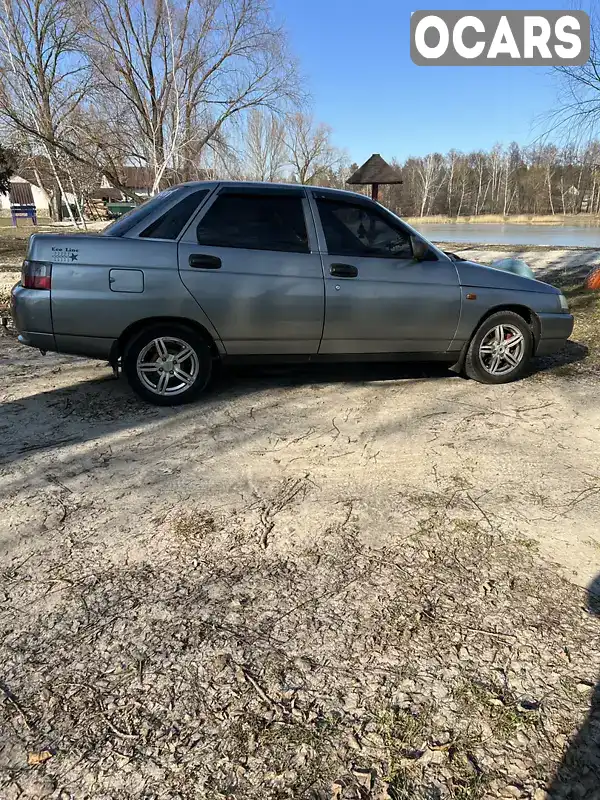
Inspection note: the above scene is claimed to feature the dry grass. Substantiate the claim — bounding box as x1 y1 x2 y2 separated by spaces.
406 214 600 226
0 229 32 268
2 494 599 798
558 280 600 366
0 220 101 270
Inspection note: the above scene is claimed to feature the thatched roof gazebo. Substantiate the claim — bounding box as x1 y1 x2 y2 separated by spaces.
347 153 402 201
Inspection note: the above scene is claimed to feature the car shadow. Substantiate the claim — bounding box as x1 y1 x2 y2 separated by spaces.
0 360 456 469
546 574 600 797
213 359 454 393
1 341 592 471
529 339 589 376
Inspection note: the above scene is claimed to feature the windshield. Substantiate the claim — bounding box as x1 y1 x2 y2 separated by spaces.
103 187 183 237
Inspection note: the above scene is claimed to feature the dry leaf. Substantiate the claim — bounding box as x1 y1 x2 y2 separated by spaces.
28 750 53 765
352 768 373 790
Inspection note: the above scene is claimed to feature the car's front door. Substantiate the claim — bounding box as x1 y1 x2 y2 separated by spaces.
178 187 325 355
311 192 462 354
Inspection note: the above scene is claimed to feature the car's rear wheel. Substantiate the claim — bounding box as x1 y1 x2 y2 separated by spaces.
464 311 533 384
123 323 212 405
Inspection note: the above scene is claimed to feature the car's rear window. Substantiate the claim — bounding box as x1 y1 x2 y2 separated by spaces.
103 187 183 237
139 189 209 240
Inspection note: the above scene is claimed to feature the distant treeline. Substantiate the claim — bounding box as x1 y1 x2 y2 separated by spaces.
348 142 600 218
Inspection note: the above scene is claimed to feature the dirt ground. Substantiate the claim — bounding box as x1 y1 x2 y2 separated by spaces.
1 247 600 799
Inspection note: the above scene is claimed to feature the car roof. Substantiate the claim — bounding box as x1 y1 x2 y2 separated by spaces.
178 180 367 201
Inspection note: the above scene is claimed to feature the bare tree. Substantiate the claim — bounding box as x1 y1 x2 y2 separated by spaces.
285 113 341 184
414 153 445 217
0 0 301 202
0 0 90 220
243 108 286 181
83 0 300 193
550 10 600 145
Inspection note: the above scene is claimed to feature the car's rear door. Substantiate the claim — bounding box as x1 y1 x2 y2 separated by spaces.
310 191 461 354
178 186 325 355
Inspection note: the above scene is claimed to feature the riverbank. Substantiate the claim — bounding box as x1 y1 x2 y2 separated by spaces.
407 213 600 226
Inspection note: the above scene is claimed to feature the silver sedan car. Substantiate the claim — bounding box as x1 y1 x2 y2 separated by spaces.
11 181 574 405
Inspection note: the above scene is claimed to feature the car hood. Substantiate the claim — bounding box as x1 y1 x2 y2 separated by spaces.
455 260 559 294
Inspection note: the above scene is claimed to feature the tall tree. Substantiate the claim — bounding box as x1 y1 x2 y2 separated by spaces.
83 0 301 193
414 153 445 217
0 0 90 219
0 0 301 199
243 108 286 181
550 9 600 144
285 113 341 184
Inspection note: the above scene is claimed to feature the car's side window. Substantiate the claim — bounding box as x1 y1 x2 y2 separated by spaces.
196 192 309 253
140 189 209 240
316 196 413 259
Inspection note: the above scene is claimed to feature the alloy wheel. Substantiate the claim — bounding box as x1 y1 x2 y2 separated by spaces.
479 323 526 376
136 336 200 396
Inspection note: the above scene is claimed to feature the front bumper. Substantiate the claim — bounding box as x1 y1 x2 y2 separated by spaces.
536 312 575 356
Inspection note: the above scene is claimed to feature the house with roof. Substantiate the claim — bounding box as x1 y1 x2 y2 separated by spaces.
0 175 52 219
0 154 79 222
95 166 158 201
94 165 210 202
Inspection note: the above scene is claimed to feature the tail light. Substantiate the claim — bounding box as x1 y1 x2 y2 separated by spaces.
22 260 52 290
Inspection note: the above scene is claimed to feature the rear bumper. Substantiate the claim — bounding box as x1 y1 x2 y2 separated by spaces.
11 283 57 352
17 331 57 351
12 283 115 360
54 334 115 359
16 331 116 360
535 312 574 356
11 283 53 334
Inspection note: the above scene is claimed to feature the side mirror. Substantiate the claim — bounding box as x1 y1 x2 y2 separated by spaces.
411 235 431 262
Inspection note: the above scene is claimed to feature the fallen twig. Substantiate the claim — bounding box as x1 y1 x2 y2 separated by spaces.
466 492 495 530
1 682 33 732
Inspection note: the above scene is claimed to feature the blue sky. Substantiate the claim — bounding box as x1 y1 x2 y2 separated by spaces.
273 0 585 163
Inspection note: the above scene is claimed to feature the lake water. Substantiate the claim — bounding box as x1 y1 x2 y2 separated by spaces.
415 222 600 248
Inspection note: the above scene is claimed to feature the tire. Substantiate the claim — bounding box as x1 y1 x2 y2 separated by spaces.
464 311 533 384
123 323 213 405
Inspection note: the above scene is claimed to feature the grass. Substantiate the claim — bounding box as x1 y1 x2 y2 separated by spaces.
377 706 432 792
171 509 218 545
0 219 81 268
0 216 51 229
453 680 539 740
376 705 490 800
549 271 600 368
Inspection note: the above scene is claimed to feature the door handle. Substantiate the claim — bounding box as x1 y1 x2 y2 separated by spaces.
189 254 221 269
330 263 358 278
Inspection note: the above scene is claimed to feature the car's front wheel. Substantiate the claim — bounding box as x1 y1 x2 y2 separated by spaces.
465 310 533 384
123 323 213 405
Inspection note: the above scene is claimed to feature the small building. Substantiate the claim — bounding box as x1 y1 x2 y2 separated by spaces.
0 175 51 218
0 155 78 222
